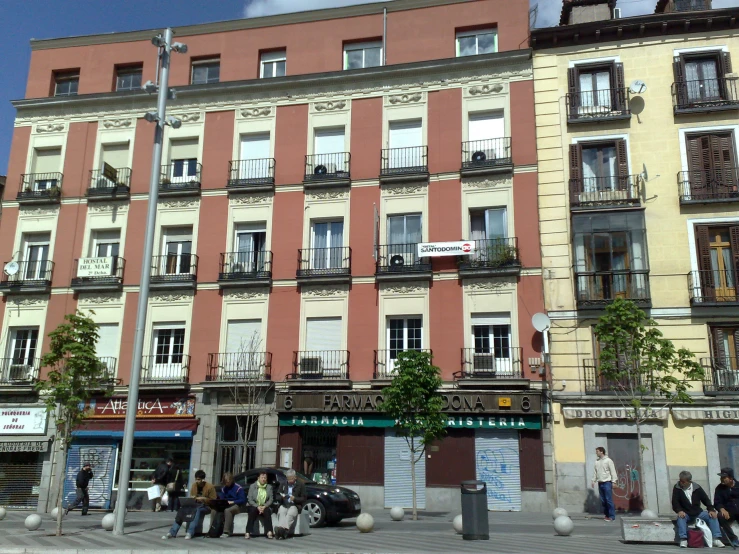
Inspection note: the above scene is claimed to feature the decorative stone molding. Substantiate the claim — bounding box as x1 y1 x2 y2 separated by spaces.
305 189 349 201
465 278 513 291
301 286 346 297
463 176 513 190
240 106 273 118
87 202 128 213
35 122 65 133
224 289 268 300
468 83 505 96
387 92 423 105
383 285 425 295
160 199 199 209
313 100 347 112
151 292 193 302
101 118 133 129
10 296 46 306
78 294 122 304
19 206 59 217
174 112 201 123
383 183 426 196
230 194 272 205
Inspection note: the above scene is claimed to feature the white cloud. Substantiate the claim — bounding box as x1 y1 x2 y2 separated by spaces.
243 0 389 18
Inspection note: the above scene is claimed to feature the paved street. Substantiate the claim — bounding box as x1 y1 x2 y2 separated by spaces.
0 509 693 553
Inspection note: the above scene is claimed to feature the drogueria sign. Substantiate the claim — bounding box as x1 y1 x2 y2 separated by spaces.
417 241 475 257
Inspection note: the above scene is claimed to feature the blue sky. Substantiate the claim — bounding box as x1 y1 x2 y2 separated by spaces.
0 0 736 175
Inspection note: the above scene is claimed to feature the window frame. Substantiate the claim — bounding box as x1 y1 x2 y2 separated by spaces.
260 50 286 79
115 66 143 92
343 41 383 70
190 58 220 85
8 327 40 366
54 71 79 97
455 28 498 57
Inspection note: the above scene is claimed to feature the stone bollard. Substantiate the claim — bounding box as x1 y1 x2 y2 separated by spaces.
552 507 568 519
390 507 404 521
554 515 574 536
0 507 6 521
357 513 374 533
50 507 61 519
453 514 463 534
640 509 657 519
25 514 42 531
102 513 116 531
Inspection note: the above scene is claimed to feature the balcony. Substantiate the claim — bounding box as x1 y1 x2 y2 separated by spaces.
678 169 739 204
461 138 512 177
380 146 429 184
218 251 272 288
375 244 432 282
672 78 739 115
688 270 739 306
227 159 275 193
141 355 191 386
71 256 125 293
206 352 272 382
297 247 351 285
701 356 739 395
455 348 527 386
303 153 351 188
0 260 54 294
458 238 520 278
17 173 62 204
583 360 636 394
569 175 642 210
98 357 120 385
159 163 202 197
575 270 651 309
287 351 350 385
0 358 40 387
150 254 198 290
87 168 131 201
566 89 631 124
374 349 432 381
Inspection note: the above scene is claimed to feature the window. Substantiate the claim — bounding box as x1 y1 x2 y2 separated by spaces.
168 139 199 184
696 226 739 302
101 143 130 171
238 134 271 180
234 223 267 273
152 325 186 377
8 328 39 367
344 41 382 70
470 208 506 240
96 324 120 374
567 63 625 114
226 320 262 354
711 326 739 366
456 28 497 57
54 71 79 96
191 59 220 85
22 234 50 280
471 314 512 374
311 221 344 269
386 317 422 372
115 66 142 91
674 51 733 103
260 50 286 78
684 133 737 198
161 227 192 275
569 140 633 201
29 148 62 191
388 120 423 168
387 214 421 245
314 127 346 156
304 317 344 376
718 435 739 480
90 230 121 276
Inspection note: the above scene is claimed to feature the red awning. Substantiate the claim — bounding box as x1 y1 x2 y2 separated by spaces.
77 418 199 432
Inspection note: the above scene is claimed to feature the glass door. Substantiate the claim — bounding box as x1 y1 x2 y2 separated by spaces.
7 328 39 381
472 322 512 375
152 327 185 380
311 221 344 270
387 318 422 373
235 226 266 273
24 242 49 280
685 57 720 102
387 214 422 266
709 228 737 302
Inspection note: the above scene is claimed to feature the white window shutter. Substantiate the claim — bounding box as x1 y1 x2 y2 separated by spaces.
306 317 342 351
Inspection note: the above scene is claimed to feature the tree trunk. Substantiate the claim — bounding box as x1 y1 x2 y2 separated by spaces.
636 418 648 511
56 417 69 536
410 437 418 521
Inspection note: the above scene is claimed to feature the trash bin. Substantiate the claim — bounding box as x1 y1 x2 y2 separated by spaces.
460 480 489 540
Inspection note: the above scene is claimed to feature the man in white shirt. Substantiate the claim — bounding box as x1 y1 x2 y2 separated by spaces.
591 446 618 521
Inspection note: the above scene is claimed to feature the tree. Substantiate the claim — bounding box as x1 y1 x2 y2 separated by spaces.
379 350 446 520
593 299 704 510
35 311 112 536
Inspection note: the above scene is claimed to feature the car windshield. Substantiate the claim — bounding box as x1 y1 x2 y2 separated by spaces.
293 470 315 484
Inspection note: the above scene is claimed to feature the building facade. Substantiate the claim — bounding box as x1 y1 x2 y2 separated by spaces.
532 0 739 515
1 0 550 513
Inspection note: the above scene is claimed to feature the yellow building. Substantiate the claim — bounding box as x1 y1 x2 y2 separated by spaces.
532 0 739 514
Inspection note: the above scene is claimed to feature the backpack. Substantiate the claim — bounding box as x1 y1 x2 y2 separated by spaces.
208 510 225 538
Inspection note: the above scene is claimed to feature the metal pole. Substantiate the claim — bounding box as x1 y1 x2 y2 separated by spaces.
382 8 387 66
113 27 173 535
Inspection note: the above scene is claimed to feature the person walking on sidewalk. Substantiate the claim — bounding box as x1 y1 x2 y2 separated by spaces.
66 462 93 516
166 459 185 512
150 457 171 512
162 469 217 540
673 470 725 548
274 469 306 539
591 446 617 521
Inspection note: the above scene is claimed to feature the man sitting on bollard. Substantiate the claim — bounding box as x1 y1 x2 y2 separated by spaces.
274 469 307 539
162 469 217 540
219 472 246 538
672 470 725 548
714 467 739 548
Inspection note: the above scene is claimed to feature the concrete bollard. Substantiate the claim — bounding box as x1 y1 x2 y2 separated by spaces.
25 514 42 531
552 507 568 519
554 515 574 536
453 514 463 534
390 507 404 521
357 512 374 533
0 507 6 521
102 513 115 531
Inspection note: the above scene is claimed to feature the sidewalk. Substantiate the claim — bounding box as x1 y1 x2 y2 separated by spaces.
0 509 686 553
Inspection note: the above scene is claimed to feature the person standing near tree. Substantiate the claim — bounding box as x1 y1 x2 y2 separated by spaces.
591 446 618 521
65 462 93 516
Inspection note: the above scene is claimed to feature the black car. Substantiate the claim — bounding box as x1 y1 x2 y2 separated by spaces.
232 467 361 527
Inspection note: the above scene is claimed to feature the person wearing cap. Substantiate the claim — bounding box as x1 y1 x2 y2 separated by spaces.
66 462 93 516
714 467 739 547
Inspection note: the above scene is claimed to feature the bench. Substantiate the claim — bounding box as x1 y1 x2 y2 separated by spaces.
201 510 312 537
622 517 739 544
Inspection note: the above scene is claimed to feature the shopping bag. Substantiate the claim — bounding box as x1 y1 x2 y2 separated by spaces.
161 491 169 507
688 528 705 547
695 518 713 547
146 484 162 501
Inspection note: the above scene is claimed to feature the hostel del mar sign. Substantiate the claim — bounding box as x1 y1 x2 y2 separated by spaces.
277 391 541 430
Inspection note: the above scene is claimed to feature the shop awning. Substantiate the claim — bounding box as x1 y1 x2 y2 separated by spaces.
72 418 199 439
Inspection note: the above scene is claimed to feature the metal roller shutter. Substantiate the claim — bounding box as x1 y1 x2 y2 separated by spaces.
384 429 425 509
63 443 117 510
0 453 43 509
475 429 521 511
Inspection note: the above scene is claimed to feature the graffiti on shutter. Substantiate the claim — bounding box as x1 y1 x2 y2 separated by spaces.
63 443 116 509
475 429 521 511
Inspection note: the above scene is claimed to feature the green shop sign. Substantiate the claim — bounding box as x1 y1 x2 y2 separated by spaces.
278 414 541 429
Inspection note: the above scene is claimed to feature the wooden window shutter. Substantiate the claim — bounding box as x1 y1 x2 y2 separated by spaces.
712 327 726 360
686 136 703 173
615 139 629 178
721 52 733 76
673 55 687 106
614 63 625 110
696 225 715 289
730 226 739 295
673 56 685 82
568 67 578 110
569 143 582 184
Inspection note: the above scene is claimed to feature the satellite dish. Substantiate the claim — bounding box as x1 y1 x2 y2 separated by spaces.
389 255 405 267
642 163 648 182
471 151 487 162
629 80 647 95
314 164 328 175
3 261 19 276
532 312 551 333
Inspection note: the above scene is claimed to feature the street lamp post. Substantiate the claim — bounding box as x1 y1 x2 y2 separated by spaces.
112 27 186 535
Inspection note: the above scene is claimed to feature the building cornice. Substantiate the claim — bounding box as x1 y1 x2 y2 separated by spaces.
12 49 532 122
29 0 474 50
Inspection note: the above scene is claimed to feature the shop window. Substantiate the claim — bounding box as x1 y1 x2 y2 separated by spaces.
301 427 338 484
112 440 190 492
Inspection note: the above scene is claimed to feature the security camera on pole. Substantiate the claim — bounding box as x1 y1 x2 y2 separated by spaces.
112 27 186 535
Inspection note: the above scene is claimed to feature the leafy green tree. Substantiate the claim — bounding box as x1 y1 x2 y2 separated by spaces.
36 311 112 536
594 299 704 510
379 350 446 520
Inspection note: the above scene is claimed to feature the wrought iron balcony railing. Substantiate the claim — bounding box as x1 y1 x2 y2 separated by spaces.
566 88 630 122
289 351 349 380
456 347 523 380
18 173 63 201
375 244 431 276
304 153 350 183
374 349 432 379
569 175 641 209
583 359 642 393
678 168 739 204
458 238 520 272
150 254 198 283
219 251 272 281
97 357 119 383
380 146 428 177
297 247 351 279
575 270 651 308
702 356 739 394
461 138 512 173
672 77 739 114
0 358 40 385
228 159 275 188
0 260 54 286
207 352 272 382
141 355 191 384
87 168 131 197
688 269 739 305
160 163 202 191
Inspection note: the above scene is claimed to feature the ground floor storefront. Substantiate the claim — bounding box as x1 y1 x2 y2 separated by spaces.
276 390 552 512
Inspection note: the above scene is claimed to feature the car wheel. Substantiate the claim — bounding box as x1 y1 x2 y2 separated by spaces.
303 499 327 527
